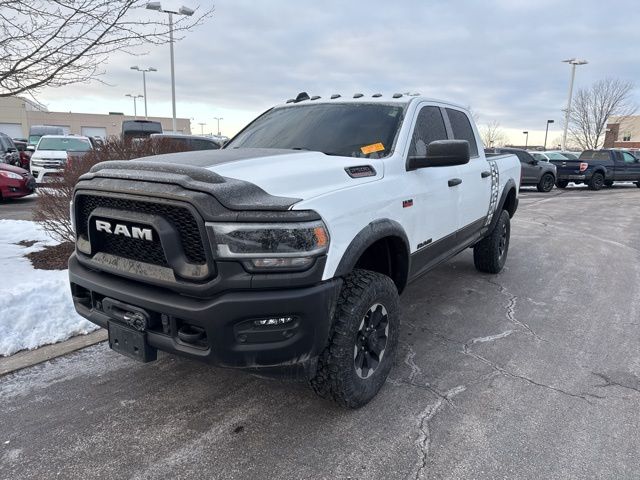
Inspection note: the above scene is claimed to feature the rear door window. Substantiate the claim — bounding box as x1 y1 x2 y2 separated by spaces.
445 108 478 157
408 106 448 157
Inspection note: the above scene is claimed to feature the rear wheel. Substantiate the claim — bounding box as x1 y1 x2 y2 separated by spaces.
588 172 605 190
636 182 640 188
537 173 555 192
556 180 569 189
310 269 399 408
473 210 510 274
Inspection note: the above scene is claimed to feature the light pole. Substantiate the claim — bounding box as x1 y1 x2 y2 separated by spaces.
146 2 194 133
523 131 529 149
130 66 157 119
561 58 588 150
198 122 206 135
213 117 223 136
544 119 554 151
125 94 144 119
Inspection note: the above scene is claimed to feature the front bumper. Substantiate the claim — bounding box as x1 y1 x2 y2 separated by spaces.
31 166 62 184
69 254 341 369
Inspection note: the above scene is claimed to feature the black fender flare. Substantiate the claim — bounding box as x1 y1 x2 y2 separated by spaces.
334 219 411 293
485 178 517 234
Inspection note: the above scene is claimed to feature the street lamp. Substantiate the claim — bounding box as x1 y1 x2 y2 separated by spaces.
125 94 144 119
130 66 157 119
213 117 223 136
146 2 194 133
561 58 588 150
544 119 555 151
522 131 529 149
198 122 206 135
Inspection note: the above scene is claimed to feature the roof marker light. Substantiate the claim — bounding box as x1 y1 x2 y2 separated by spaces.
372 93 382 97
353 93 364 98
310 95 321 100
286 99 295 104
330 94 341 99
392 93 403 98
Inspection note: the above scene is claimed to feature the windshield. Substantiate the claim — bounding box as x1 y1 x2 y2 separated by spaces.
226 103 405 158
28 135 42 145
37 137 92 152
545 152 570 160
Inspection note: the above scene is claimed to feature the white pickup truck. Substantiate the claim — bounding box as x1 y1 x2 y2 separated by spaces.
69 93 521 408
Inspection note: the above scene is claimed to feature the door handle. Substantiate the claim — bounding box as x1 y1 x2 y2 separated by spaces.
448 178 462 187
481 171 491 178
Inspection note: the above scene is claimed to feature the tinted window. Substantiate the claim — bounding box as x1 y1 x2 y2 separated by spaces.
545 152 569 160
513 151 534 163
408 106 448 156
190 139 220 150
579 151 610 161
227 103 405 158
445 108 478 157
622 152 637 163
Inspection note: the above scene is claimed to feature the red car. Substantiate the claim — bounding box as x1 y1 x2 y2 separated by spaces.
0 163 36 200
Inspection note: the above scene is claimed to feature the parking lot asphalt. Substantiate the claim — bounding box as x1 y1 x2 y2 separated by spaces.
1 185 639 480
0 194 37 221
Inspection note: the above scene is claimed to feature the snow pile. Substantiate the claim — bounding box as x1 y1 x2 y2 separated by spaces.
0 220 99 356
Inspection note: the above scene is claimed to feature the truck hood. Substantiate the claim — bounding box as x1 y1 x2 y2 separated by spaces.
143 148 384 203
207 150 383 200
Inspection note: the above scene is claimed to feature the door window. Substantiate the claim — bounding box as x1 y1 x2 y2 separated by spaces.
408 106 448 157
445 108 479 157
622 152 638 164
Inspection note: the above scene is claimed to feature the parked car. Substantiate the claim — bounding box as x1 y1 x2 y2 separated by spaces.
30 135 93 184
28 125 65 149
487 147 557 192
150 133 223 151
0 132 20 165
69 94 521 408
0 163 36 200
549 149 640 190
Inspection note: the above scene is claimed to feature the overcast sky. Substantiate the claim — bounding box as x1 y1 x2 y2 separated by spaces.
38 0 639 145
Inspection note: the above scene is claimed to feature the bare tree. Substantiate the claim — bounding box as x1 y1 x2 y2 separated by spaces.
0 0 213 97
480 120 507 148
568 78 636 150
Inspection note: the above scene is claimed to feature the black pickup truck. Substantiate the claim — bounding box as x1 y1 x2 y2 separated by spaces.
552 149 640 190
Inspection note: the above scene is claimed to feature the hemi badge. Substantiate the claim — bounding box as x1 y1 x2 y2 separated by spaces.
403 199 413 208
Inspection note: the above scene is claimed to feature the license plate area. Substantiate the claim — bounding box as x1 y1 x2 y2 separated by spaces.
108 321 157 362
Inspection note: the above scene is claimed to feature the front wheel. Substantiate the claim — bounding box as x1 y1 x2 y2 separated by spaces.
473 209 511 274
310 269 399 408
556 180 569 189
636 182 640 189
537 173 555 192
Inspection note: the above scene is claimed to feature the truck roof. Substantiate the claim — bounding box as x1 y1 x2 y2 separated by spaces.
273 92 469 112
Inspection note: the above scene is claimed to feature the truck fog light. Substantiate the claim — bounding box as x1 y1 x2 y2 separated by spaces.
253 316 296 327
249 257 314 269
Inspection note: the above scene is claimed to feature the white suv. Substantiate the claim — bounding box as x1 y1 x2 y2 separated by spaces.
31 135 93 183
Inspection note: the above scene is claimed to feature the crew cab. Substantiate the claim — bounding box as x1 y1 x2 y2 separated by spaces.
551 149 640 190
69 93 521 408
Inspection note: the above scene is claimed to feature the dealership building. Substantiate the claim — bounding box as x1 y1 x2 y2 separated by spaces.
603 115 640 149
0 96 191 139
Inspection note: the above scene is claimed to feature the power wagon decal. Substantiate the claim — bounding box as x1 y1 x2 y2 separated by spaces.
484 159 500 227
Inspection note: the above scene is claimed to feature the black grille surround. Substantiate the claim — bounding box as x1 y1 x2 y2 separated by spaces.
75 193 207 266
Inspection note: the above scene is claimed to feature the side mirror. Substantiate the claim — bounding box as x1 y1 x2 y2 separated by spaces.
407 140 470 170
530 159 539 165
27 145 35 152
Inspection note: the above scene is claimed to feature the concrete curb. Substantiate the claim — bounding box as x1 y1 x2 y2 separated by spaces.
0 329 108 377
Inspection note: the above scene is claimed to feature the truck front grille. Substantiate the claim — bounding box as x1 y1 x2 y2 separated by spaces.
75 194 207 265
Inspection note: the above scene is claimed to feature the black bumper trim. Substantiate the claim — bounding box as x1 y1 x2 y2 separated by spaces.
69 255 341 368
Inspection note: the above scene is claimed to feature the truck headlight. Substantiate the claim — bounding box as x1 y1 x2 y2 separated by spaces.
208 221 329 271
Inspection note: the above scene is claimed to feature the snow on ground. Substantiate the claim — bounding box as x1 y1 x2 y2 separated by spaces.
0 219 98 356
